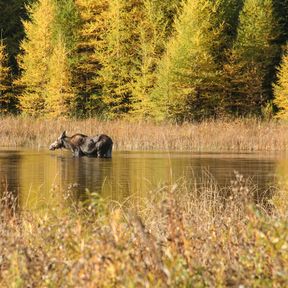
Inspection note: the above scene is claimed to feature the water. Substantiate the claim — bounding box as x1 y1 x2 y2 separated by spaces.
0 148 287 211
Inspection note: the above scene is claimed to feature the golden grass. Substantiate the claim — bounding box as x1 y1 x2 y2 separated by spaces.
0 116 288 151
0 173 287 287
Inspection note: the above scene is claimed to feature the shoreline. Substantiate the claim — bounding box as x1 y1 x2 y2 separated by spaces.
0 117 288 151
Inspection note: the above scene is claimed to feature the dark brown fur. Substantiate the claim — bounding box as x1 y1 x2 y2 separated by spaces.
49 131 113 158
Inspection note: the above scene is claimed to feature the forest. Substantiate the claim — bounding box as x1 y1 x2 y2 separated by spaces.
1 0 288 121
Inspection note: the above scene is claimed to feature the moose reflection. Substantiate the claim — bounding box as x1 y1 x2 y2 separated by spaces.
49 131 113 158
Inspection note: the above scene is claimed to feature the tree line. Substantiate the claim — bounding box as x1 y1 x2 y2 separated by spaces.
1 0 288 121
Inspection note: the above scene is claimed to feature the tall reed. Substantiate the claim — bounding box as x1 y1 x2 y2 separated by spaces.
1 116 288 151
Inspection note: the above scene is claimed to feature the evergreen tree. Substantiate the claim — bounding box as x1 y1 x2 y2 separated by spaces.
273 46 288 119
94 0 141 119
92 0 182 119
215 0 244 62
45 36 76 118
128 0 170 119
73 0 107 117
152 0 226 122
0 41 13 113
223 0 279 116
74 0 182 119
273 0 288 44
16 0 76 117
53 0 80 52
0 0 34 74
16 0 55 116
147 0 182 42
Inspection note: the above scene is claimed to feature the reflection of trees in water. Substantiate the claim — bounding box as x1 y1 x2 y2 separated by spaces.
57 154 169 202
275 159 288 191
57 156 113 202
70 152 278 203
0 150 282 211
0 152 21 214
19 152 64 210
59 153 180 202
107 153 175 201
46 152 287 207
169 155 277 203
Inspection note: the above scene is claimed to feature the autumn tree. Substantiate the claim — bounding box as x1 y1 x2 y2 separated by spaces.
72 0 108 117
16 0 77 117
16 0 55 116
152 0 230 122
45 36 76 118
85 0 183 119
73 0 183 119
0 41 13 113
128 0 177 119
273 47 288 119
223 0 279 116
53 0 80 52
92 0 138 118
148 0 182 39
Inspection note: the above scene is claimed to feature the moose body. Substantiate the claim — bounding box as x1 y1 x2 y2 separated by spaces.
49 131 113 158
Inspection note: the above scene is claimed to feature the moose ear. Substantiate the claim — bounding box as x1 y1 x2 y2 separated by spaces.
60 131 67 139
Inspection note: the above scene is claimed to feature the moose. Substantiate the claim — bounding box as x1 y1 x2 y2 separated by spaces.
49 131 113 158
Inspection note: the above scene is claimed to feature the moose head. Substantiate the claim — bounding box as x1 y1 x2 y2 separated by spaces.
49 131 67 151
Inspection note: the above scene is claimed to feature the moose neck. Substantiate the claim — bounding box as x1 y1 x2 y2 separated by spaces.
63 137 74 151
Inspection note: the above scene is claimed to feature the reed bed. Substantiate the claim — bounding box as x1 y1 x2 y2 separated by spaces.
0 116 288 151
0 173 287 287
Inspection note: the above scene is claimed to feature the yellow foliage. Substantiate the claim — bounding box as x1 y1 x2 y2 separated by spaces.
45 37 76 118
73 0 108 115
274 49 288 120
152 0 222 121
0 42 10 92
0 42 12 113
17 0 55 116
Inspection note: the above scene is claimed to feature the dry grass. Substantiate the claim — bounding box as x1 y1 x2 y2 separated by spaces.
0 116 288 151
0 173 287 287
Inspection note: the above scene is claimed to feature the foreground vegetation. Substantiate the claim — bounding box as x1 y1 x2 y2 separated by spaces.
1 116 287 286
0 116 288 152
0 172 287 287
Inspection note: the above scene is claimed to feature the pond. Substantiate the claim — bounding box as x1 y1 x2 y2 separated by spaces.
0 148 287 211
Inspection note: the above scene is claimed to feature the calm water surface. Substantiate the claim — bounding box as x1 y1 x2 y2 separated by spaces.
0 148 287 210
